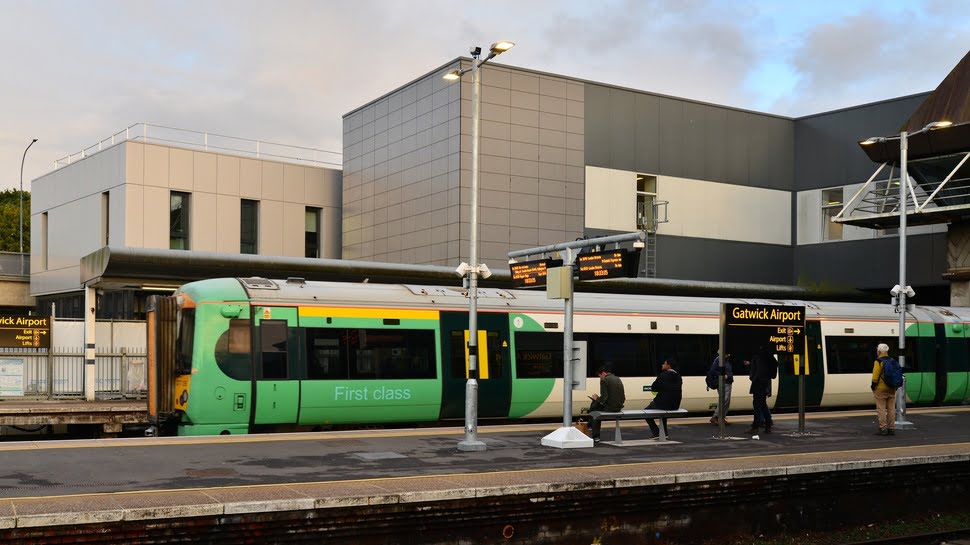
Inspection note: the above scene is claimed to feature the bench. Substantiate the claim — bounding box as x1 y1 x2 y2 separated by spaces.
588 409 689 445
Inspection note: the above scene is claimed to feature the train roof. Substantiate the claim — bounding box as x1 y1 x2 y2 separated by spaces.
175 277 968 324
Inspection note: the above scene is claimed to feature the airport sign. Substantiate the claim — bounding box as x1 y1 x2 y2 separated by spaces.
0 316 51 349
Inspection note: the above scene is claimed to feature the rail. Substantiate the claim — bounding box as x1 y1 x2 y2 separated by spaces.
53 123 342 170
0 346 146 400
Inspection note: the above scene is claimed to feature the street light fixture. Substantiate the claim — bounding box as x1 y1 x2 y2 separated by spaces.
861 119 951 427
443 40 514 452
19 138 38 276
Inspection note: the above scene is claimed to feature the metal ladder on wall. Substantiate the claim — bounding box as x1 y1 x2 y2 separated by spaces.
638 201 668 278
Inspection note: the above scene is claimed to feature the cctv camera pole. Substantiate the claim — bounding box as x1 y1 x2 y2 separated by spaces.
458 48 487 452
895 131 913 428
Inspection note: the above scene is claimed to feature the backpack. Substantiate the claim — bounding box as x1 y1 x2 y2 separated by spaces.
880 357 904 389
705 368 719 391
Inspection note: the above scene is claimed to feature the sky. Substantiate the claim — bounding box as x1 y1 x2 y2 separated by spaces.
0 0 967 191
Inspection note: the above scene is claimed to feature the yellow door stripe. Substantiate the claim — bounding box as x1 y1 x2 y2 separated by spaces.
462 330 490 379
299 307 439 320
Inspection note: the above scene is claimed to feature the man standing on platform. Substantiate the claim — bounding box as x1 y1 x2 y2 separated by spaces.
746 346 777 434
871 343 897 436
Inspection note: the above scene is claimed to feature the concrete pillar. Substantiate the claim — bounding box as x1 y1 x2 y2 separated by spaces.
946 222 970 306
84 285 96 401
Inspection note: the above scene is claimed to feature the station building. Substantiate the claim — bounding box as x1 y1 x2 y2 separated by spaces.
342 52 969 304
29 125 342 318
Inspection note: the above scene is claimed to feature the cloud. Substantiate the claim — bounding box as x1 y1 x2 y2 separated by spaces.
0 0 965 190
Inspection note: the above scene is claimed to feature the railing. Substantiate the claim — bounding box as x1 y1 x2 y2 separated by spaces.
0 252 29 276
0 346 146 400
53 122 342 170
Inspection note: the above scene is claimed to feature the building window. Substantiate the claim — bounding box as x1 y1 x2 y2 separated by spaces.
305 207 321 258
636 174 658 231
821 188 843 241
101 191 110 247
240 199 259 254
170 192 190 250
41 212 48 271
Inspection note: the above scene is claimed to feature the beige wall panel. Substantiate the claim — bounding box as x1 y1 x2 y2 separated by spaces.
126 142 145 186
796 190 822 245
323 206 341 258
259 200 284 256
143 145 170 188
240 158 261 199
192 192 218 251
217 195 241 253
261 162 284 201
124 184 144 247
217 155 241 196
193 152 218 194
282 202 304 257
142 186 170 249
305 167 326 206
585 166 636 231
169 148 194 191
658 175 791 245
283 165 306 203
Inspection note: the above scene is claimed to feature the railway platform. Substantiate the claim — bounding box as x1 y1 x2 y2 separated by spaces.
0 400 146 436
0 406 967 543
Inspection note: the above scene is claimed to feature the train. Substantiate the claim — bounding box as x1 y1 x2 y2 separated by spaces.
147 277 970 436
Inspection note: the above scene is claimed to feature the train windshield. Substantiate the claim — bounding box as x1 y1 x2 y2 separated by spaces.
176 309 195 374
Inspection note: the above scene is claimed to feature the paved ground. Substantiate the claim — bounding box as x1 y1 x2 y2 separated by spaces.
0 406 966 499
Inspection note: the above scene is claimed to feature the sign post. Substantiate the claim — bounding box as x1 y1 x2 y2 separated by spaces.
509 232 646 449
719 303 806 439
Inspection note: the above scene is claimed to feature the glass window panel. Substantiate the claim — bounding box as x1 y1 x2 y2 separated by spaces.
240 200 259 254
170 192 190 250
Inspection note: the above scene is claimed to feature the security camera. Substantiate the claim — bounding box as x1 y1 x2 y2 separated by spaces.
470 46 482 56
890 285 902 297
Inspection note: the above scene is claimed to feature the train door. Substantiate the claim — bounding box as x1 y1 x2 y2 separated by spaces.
252 306 301 425
934 319 969 404
439 312 512 419
775 320 824 408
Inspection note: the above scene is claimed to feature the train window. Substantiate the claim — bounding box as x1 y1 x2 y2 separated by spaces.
586 334 647 378
651 334 718 377
260 320 289 379
305 328 436 380
214 319 252 381
825 336 917 374
514 332 564 379
175 309 195 375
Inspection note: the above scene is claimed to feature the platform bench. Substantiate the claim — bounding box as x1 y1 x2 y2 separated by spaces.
588 408 689 445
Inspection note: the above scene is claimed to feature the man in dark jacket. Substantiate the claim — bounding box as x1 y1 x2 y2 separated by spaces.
747 346 778 434
587 364 625 441
645 358 683 438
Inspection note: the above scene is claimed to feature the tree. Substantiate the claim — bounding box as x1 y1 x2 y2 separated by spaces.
0 190 30 253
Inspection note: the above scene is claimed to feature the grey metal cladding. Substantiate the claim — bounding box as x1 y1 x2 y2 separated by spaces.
585 82 792 189
656 235 794 285
584 83 613 168
633 92 661 172
794 233 946 290
793 93 928 191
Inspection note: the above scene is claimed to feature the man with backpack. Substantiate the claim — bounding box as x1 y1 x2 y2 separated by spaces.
707 352 733 425
872 343 901 436
746 346 777 434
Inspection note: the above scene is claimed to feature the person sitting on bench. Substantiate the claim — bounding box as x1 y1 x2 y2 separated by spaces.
587 364 625 441
645 357 683 439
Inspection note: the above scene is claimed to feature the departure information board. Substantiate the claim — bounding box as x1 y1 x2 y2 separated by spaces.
0 316 51 349
510 258 563 288
577 249 633 280
723 303 805 354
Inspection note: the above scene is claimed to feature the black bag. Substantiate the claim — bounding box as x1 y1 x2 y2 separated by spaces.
705 368 719 391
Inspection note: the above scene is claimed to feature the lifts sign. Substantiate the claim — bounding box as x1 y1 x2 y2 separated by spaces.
0 316 51 349
723 303 805 354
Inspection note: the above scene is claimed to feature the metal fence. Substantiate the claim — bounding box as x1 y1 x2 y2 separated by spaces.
0 252 29 276
0 346 146 400
53 122 342 170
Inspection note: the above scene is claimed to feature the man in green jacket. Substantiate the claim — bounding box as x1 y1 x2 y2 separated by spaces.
587 364 626 441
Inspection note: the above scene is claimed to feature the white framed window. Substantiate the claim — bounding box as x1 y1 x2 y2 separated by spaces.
821 188 843 241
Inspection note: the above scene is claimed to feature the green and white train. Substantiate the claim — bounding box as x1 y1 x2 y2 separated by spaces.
152 277 970 436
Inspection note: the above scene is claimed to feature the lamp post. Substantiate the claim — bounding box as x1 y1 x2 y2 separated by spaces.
444 41 514 452
863 120 951 428
20 138 38 276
